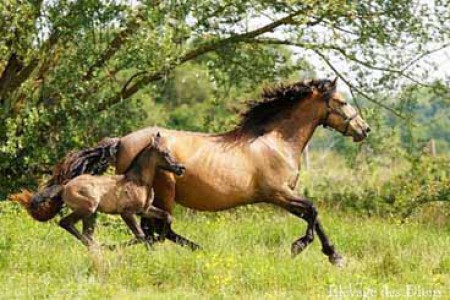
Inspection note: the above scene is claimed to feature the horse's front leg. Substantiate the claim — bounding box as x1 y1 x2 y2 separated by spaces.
315 220 344 266
272 194 343 266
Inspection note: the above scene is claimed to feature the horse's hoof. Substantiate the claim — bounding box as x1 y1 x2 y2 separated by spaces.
291 240 307 257
329 253 345 267
189 243 202 251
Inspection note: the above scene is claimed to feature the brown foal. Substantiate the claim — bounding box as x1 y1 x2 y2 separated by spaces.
13 133 185 249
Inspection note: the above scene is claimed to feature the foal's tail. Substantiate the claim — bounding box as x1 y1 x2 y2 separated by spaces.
10 186 64 222
47 137 120 186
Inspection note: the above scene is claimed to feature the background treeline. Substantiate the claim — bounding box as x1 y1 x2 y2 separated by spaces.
1 1 449 219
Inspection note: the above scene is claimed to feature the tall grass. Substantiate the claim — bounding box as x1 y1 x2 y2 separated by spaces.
0 200 448 299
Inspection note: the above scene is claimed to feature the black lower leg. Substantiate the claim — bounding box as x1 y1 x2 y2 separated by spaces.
285 197 318 256
165 228 201 251
82 213 97 242
59 212 92 247
141 217 158 240
146 217 201 251
121 213 146 240
315 219 343 266
315 220 335 255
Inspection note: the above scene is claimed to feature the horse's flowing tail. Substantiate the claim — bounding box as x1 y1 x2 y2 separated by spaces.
10 137 120 222
47 137 120 186
10 186 64 222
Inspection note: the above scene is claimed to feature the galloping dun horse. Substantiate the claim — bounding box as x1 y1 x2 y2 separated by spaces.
116 78 370 265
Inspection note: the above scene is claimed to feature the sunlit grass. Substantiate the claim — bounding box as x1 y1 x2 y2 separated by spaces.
0 200 448 299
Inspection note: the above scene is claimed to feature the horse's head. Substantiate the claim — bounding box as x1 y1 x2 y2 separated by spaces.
317 78 370 142
147 132 186 176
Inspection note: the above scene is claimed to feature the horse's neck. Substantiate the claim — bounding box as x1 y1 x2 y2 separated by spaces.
268 103 321 163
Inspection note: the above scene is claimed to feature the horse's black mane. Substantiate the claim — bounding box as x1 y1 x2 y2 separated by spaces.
235 79 336 136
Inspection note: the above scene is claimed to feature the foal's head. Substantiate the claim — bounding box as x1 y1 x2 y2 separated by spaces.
144 132 185 176
314 78 371 142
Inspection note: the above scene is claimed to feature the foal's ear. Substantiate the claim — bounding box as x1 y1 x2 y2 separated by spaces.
330 77 338 88
155 132 161 144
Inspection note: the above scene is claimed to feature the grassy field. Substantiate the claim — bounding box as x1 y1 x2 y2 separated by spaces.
0 201 449 299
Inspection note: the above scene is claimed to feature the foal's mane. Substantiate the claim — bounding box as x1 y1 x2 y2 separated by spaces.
227 79 336 138
124 139 155 176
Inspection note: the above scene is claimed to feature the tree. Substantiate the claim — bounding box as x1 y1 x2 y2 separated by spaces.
1 0 449 198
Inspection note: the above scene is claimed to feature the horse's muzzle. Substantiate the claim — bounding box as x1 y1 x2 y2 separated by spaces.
353 126 371 142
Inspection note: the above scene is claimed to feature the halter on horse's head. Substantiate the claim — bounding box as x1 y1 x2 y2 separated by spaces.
318 78 371 142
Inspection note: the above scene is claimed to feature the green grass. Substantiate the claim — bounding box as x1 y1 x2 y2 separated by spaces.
0 202 449 299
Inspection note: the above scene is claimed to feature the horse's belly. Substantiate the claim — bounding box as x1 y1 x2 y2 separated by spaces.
174 173 257 211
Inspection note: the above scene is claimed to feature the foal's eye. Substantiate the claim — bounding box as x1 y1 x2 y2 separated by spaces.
334 99 347 106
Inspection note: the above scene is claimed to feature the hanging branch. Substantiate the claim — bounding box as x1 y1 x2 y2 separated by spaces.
313 49 406 119
97 9 308 112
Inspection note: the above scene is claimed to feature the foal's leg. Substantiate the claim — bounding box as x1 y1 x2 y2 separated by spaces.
119 213 151 248
120 206 174 250
82 213 97 243
59 212 94 247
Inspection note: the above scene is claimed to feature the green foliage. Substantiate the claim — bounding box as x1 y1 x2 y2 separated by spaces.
305 153 450 218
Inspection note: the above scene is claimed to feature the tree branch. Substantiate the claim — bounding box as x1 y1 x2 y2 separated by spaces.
0 54 24 101
97 9 307 112
82 11 145 82
313 49 406 119
249 38 434 88
400 43 450 73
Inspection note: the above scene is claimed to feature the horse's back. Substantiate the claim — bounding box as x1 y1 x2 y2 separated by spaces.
117 126 291 211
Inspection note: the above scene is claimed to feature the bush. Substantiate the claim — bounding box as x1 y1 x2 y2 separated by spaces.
310 155 450 218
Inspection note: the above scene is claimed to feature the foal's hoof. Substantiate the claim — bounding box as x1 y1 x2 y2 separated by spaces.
190 243 202 251
102 243 118 251
328 253 345 267
87 243 102 254
291 240 307 257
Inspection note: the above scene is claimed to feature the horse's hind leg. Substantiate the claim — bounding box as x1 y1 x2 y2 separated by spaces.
142 172 201 250
142 218 201 251
144 206 201 249
59 212 93 247
165 226 202 251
